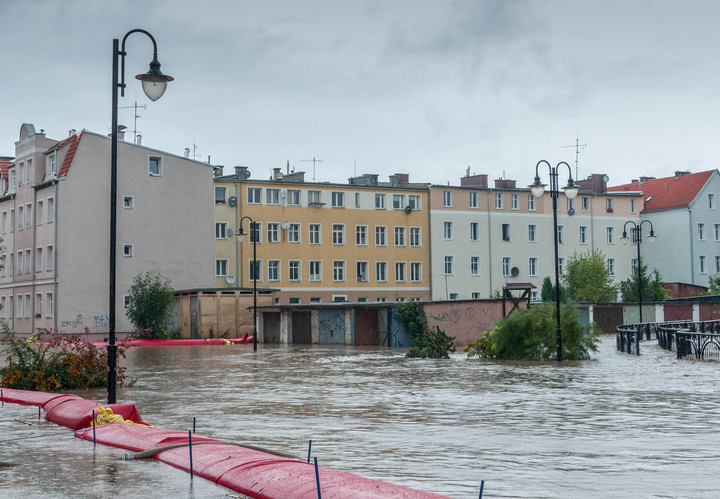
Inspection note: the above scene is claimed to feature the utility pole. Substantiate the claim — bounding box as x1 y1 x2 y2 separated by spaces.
301 156 323 181
563 135 587 180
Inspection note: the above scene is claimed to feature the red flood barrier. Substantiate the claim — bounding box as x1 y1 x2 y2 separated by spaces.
75 424 219 452
44 397 145 430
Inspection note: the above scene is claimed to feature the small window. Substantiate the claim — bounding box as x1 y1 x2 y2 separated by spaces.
393 194 404 210
556 225 564 245
528 224 537 242
149 157 162 176
410 227 421 247
511 194 519 210
267 223 279 243
709 193 716 210
123 196 134 209
47 198 55 223
124 295 131 308
309 261 322 281
375 226 387 246
470 222 479 241
443 190 452 207
444 256 454 275
356 261 368 282
215 259 228 277
123 244 134 257
215 187 227 204
502 223 510 241
395 262 406 282
606 198 613 212
470 256 480 276
607 258 616 276
289 260 301 281
287 190 301 206
495 193 503 209
309 224 321 245
502 257 511 277
410 262 422 282
630 199 636 214
215 222 229 239
266 188 280 205
443 221 453 240
582 197 590 212
699 255 707 274
332 224 345 245
376 261 387 282
356 225 368 246
333 261 345 282
394 226 406 246
470 192 478 209
355 192 361 208
331 192 344 207
268 260 280 281
606 226 615 245
288 223 300 243
375 194 386 209
579 226 588 244
449 293 459 300
308 191 322 205
528 195 536 211
528 257 538 277
698 223 705 241
408 195 421 210
248 187 261 204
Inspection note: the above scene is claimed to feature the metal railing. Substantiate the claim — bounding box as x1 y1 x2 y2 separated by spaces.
618 319 720 360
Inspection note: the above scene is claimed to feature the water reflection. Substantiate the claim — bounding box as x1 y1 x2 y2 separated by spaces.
3 335 720 497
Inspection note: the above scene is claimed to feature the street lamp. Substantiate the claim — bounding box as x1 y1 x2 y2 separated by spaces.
620 220 657 324
237 216 258 351
530 160 578 362
108 29 173 404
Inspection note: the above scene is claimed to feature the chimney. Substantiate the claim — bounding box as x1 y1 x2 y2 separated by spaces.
389 175 399 186
349 174 378 186
639 176 656 183
575 173 608 193
235 166 249 179
494 178 516 189
273 167 284 180
69 129 76 137
136 134 142 145
674 171 690 179
394 173 409 184
461 174 488 187
184 148 190 158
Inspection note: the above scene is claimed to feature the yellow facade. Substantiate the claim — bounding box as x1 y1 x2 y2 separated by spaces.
213 171 431 303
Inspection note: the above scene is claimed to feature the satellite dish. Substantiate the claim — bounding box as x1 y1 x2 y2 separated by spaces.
225 227 234 238
404 205 412 214
603 175 610 182
511 267 520 277
243 170 251 179
228 196 237 206
226 275 235 284
280 220 290 229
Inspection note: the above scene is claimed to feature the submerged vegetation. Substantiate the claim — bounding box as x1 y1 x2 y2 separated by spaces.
396 302 455 359
464 303 599 361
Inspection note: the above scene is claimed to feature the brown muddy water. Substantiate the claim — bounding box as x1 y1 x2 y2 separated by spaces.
2 335 720 498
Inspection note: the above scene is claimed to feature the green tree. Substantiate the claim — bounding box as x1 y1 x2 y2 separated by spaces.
540 276 566 303
708 275 720 295
620 263 668 302
126 272 175 339
396 302 455 359
563 250 618 303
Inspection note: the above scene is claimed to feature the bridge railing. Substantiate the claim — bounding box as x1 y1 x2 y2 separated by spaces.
618 319 720 360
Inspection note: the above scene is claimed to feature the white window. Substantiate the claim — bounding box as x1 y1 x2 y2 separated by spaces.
502 223 511 241
579 226 588 244
16 294 21 318
9 169 15 188
35 293 42 318
393 194 404 210
495 193 503 209
36 247 43 273
24 203 32 228
0 296 4 319
123 196 133 210
410 262 422 282
699 255 707 274
331 192 344 207
332 224 345 245
249 259 262 282
24 249 30 274
309 261 322 281
557 258 565 275
395 262 406 282
266 188 280 205
267 223 279 243
215 222 229 239
37 200 44 224
17 206 23 230
26 159 33 184
123 244 133 257
18 162 24 186
248 187 261 204
709 193 716 210
376 262 387 282
24 293 31 318
16 251 22 275
472 292 481 299
607 258 616 276
215 259 228 277
449 293 459 300
149 157 162 176
443 190 452 207
356 225 367 246
471 256 480 276
631 258 638 275
410 227 421 247
355 192 360 208
288 190 300 206
289 261 301 281
528 224 537 242
309 224 321 245
606 198 614 212
333 261 345 282
470 192 478 208
556 225 564 244
249 222 261 243
698 223 705 241
47 198 55 223
375 226 387 246
715 224 720 241
408 195 421 211
308 190 322 205
375 194 386 209
48 151 57 175
268 260 280 281
288 223 300 243
215 186 227 204
606 227 615 244
528 195 536 211
529 257 538 277
1 211 6 233
502 257 511 277
356 261 368 282
470 222 479 241
394 226 406 246
47 245 54 271
443 221 453 240
716 256 720 274
444 256 454 275
582 197 590 212
630 199 636 213
511 194 519 210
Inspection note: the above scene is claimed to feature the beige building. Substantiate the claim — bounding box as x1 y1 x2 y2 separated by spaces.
0 124 215 336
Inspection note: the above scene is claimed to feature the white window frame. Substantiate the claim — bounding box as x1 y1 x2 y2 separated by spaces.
289 260 301 281
443 221 453 240
582 197 590 212
149 156 162 176
410 262 422 282
268 260 280 281
333 260 345 282
579 226 588 244
215 222 229 240
266 188 280 205
248 187 261 204
332 224 345 245
287 189 301 206
528 224 537 243
288 223 300 243
699 255 707 274
470 222 479 242
410 227 421 247
528 195 536 211
470 191 478 209
375 226 387 247
511 194 519 210
395 262 406 282
376 261 387 282
123 196 133 210
331 191 344 208
394 226 406 247
408 195 421 211
356 261 368 282
267 223 280 243
37 200 44 224
606 226 615 245
215 186 227 204
502 257 511 277
607 258 616 276
356 225 368 246
470 256 480 276
698 223 706 241
495 193 503 209
309 224 321 245
375 194 386 209
444 256 454 275
215 259 228 277
123 244 134 258
528 257 538 277
443 190 452 207
393 194 404 210
309 260 322 282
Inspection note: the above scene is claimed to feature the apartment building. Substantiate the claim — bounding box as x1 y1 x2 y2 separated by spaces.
213 167 431 304
0 123 214 335
430 173 642 301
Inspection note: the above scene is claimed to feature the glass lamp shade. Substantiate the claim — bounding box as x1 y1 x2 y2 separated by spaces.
237 231 246 242
647 233 657 244
620 233 630 245
136 57 173 102
563 184 579 200
530 182 546 198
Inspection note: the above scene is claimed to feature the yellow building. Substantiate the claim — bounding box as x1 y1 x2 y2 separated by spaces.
213 167 431 304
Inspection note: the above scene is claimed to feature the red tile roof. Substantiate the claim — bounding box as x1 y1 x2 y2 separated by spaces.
608 170 716 212
51 131 82 179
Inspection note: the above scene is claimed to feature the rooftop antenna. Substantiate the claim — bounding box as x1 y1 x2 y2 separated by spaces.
184 142 200 161
119 97 146 144
301 155 323 181
563 134 587 180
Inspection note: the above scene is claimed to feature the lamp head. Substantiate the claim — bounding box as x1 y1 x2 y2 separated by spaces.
563 180 579 200
647 230 657 244
620 231 630 245
529 177 546 198
136 57 174 101
237 227 246 242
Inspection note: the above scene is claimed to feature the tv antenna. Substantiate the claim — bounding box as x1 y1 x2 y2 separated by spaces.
119 99 146 144
301 155 323 181
563 135 587 180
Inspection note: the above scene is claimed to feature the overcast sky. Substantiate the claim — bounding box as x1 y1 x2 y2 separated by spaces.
2 0 720 187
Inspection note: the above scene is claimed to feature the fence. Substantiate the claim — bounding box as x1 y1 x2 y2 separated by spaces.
618 319 720 360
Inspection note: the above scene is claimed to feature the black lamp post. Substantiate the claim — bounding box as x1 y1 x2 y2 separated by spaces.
620 220 657 324
108 29 173 404
529 160 578 362
238 216 258 351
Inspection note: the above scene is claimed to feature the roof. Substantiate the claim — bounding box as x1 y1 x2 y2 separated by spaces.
53 132 82 179
608 170 716 212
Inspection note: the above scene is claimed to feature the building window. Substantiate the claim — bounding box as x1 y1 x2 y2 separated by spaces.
149 157 162 176
333 261 345 282
1 211 6 233
528 257 538 277
395 262 406 282
579 226 588 244
308 190 322 205
24 203 32 228
502 223 511 241
607 258 616 276
266 223 279 243
356 225 367 246
443 190 452 207
249 222 261 243
285 223 299 243
470 192 478 208
268 260 280 281
288 260 300 281
556 225 564 245
606 227 615 244
24 293 31 318
410 262 422 282
23 249 30 274
331 191 344 207
495 193 503 209
355 192 360 207
699 256 707 274
48 151 57 175
408 195 421 210
528 195 536 211
309 224 321 245
709 193 716 210
511 194 519 210
444 256 454 275
472 292 481 299
26 159 33 184
716 256 720 274
471 256 480 276
715 224 720 241
470 222 479 241
309 261 322 281
375 193 386 209
47 198 55 223
9 169 15 188
37 201 44 224
393 194 404 210
410 227 421 247
248 187 261 204
567 198 575 213
215 222 229 239
375 226 387 246
122 196 133 210
376 262 387 282
630 199 636 213
356 261 368 282
443 221 453 240
47 245 54 271
528 224 537 242
215 186 227 204
123 244 133 257
332 224 345 245
215 259 228 277
17 206 23 230
449 293 459 300
582 197 590 212
394 226 406 246
606 198 613 212
698 223 706 241
557 258 565 275
287 189 300 206
502 257 511 277
266 188 280 205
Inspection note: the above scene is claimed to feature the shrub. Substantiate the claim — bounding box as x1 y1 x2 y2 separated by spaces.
126 272 175 339
396 302 456 359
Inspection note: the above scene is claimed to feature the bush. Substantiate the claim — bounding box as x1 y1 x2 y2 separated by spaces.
126 272 175 340
396 302 456 359
1 327 133 391
464 303 599 361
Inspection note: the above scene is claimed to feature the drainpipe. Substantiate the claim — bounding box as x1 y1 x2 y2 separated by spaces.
487 189 493 297
234 182 239 289
11 193 16 333
53 180 59 333
426 189 432 301
688 206 694 284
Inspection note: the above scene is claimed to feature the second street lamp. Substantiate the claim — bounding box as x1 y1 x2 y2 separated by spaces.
530 160 578 362
620 220 657 324
237 216 258 351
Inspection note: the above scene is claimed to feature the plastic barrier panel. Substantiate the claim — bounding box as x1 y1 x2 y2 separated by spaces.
45 398 145 430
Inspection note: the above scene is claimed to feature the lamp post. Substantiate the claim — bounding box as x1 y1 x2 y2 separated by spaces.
237 216 258 351
620 220 657 324
108 29 173 404
529 160 578 362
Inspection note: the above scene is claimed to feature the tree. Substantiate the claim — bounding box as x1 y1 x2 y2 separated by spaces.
620 263 668 302
708 275 720 296
540 276 566 303
562 250 618 303
126 272 175 339
396 302 455 359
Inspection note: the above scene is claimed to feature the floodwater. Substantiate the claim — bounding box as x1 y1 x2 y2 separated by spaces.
2 335 720 498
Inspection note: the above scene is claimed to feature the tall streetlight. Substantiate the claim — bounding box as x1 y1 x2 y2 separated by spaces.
237 216 258 351
529 160 579 362
620 220 657 324
108 29 173 404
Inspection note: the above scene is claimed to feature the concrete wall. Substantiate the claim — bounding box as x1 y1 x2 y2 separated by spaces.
423 299 509 346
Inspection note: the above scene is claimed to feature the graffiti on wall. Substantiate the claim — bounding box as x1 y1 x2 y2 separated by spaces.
59 314 110 329
60 314 83 329
426 303 503 345
319 312 345 337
